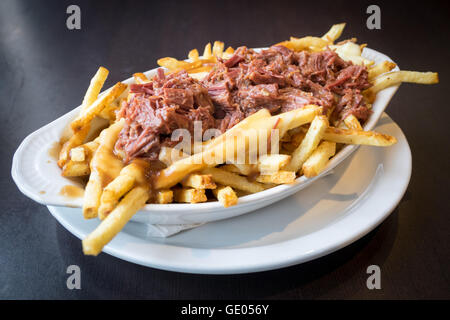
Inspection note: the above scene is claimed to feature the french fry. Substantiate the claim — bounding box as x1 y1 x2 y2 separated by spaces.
202 167 266 194
203 42 212 59
83 170 103 219
203 108 271 149
58 126 90 167
222 154 290 177
232 163 257 175
256 171 296 184
182 174 216 189
98 98 120 121
62 140 99 177
82 186 150 256
156 57 183 71
365 71 439 101
156 190 173 204
71 82 127 132
212 186 238 207
368 61 397 80
258 154 291 174
221 164 255 175
158 146 189 166
302 141 336 178
212 41 224 58
81 67 110 113
322 23 346 43
284 115 329 172
274 40 295 50
173 188 207 203
188 49 199 61
133 72 150 84
62 160 90 177
343 114 363 130
188 65 214 74
289 36 329 51
82 139 100 156
157 57 203 73
282 129 306 152
273 105 322 137
82 120 125 219
98 159 150 219
58 67 109 167
70 147 86 162
323 127 397 146
98 175 135 219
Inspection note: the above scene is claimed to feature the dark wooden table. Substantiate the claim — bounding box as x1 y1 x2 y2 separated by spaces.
1 0 449 299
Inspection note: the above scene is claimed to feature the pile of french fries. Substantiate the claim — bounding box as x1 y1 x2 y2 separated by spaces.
56 23 438 255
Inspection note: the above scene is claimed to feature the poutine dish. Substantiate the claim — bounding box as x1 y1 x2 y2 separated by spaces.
52 23 438 255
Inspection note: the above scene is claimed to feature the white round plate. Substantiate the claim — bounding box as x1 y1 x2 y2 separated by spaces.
48 113 411 274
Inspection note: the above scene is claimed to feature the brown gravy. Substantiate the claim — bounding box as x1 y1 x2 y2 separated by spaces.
92 144 124 187
48 141 62 160
130 158 166 202
59 185 84 198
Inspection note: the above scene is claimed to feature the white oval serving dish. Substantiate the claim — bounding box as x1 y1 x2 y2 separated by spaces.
12 47 400 225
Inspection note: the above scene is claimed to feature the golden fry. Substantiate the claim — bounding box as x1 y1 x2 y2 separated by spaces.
321 23 346 43
212 41 224 58
82 120 125 219
323 127 397 146
173 188 207 203
71 82 127 132
284 115 329 172
188 49 199 61
70 147 86 162
212 186 238 207
182 174 216 189
156 190 173 204
258 154 291 174
365 71 439 101
256 171 296 184
302 141 336 178
58 67 109 167
202 167 266 194
343 114 363 130
368 61 397 80
62 160 90 177
133 73 150 84
82 186 150 256
203 42 212 59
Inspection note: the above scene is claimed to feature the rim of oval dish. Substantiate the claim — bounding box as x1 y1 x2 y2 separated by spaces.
12 47 400 214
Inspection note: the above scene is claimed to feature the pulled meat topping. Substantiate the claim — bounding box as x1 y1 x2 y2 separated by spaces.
203 45 371 131
116 45 371 161
115 69 216 161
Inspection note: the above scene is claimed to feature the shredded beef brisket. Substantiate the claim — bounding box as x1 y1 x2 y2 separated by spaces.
115 70 216 161
116 45 372 161
203 45 371 130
